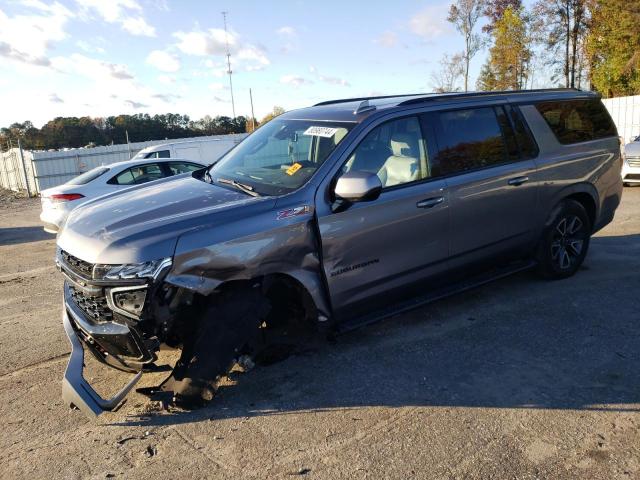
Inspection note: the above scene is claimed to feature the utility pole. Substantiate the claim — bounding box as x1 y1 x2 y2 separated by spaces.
222 11 236 119
125 130 132 159
17 138 32 197
249 88 256 132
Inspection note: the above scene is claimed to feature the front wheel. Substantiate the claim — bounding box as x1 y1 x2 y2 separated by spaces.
536 199 591 279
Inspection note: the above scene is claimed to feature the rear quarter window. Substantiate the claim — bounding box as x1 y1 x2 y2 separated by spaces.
535 99 617 145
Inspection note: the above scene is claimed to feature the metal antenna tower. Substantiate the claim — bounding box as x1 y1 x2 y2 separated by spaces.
222 11 236 118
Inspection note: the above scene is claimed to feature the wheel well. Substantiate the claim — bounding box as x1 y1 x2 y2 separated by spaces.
203 274 318 330
566 192 596 228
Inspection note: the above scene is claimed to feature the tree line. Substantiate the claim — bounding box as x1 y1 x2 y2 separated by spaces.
432 0 639 96
0 113 262 151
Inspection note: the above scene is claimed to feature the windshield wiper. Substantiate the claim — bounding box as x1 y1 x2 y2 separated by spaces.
216 177 260 197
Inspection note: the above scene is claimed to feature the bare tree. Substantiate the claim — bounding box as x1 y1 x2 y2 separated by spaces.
533 0 588 88
430 53 466 92
447 0 486 91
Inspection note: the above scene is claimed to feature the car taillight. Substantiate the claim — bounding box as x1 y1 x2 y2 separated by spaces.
50 193 85 202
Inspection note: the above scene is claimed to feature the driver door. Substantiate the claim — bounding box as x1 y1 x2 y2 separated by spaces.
315 115 450 321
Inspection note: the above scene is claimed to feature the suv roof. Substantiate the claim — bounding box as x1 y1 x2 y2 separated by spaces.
283 88 600 123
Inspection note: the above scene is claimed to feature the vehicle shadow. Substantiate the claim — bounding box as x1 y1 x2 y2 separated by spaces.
0 226 55 246
112 234 640 428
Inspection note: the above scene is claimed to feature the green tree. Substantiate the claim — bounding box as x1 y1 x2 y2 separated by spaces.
477 6 532 90
587 0 640 97
483 0 522 32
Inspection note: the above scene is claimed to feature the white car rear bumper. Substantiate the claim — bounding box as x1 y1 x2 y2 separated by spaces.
40 204 69 233
622 156 640 184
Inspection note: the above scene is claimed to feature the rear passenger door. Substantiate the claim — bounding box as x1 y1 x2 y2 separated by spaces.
426 105 539 267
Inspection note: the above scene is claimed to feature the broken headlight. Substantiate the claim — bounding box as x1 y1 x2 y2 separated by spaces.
93 257 172 281
109 287 147 318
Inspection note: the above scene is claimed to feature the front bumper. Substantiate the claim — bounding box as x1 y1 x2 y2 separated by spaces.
61 280 157 418
62 305 142 418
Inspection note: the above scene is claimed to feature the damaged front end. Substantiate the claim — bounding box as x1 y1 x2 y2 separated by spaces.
58 249 175 418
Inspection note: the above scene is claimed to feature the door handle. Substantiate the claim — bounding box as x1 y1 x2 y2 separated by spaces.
508 176 529 186
416 196 444 209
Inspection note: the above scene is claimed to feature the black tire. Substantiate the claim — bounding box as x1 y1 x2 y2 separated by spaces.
536 199 591 280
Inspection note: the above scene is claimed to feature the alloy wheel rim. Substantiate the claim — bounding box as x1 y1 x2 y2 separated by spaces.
550 215 585 270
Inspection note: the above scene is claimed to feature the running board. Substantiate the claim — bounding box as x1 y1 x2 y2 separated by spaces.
337 259 536 334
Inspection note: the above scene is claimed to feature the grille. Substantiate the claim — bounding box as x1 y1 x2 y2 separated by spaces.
60 249 94 279
626 156 640 168
69 284 113 322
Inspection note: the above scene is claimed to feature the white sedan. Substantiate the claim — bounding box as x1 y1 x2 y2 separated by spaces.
39 157 206 233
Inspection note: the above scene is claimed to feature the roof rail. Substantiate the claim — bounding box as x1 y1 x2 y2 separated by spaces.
313 93 429 107
397 88 588 106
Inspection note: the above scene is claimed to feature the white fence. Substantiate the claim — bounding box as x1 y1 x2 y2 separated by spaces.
602 95 640 144
0 134 246 195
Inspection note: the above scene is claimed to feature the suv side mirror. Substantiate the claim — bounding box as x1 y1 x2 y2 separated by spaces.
334 171 382 202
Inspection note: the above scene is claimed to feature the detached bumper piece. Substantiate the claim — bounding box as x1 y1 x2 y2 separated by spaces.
62 303 142 419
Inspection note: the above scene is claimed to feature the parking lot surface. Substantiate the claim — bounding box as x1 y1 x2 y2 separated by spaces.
1 188 639 479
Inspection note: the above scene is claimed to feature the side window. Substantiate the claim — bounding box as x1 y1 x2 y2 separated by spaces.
535 99 617 145
109 163 166 185
432 107 507 176
111 169 136 185
495 107 519 161
167 162 202 175
505 105 539 159
145 150 170 159
343 116 430 188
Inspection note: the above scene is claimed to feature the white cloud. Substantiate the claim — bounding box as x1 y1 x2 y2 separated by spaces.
146 50 180 72
309 66 350 87
0 2 72 66
76 40 105 54
75 0 141 22
276 26 296 36
52 53 135 81
124 99 148 109
280 75 313 87
121 16 156 37
409 4 452 39
49 93 64 103
375 31 398 48
174 28 270 72
209 82 227 91
75 0 156 37
158 74 176 85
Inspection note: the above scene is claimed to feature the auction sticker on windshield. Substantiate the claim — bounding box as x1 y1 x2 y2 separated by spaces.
303 126 338 138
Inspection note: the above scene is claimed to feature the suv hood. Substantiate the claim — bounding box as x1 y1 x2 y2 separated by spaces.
57 174 272 265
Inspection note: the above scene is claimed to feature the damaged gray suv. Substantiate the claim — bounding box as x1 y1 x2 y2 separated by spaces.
57 89 623 418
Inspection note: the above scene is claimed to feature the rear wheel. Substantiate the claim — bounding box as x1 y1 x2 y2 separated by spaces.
536 199 591 279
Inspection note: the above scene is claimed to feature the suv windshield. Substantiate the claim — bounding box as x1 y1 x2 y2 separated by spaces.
207 119 353 195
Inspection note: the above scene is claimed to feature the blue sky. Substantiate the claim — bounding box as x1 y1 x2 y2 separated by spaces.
0 0 543 127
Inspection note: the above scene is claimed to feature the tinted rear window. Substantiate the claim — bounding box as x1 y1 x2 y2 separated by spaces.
535 99 617 145
145 150 170 158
